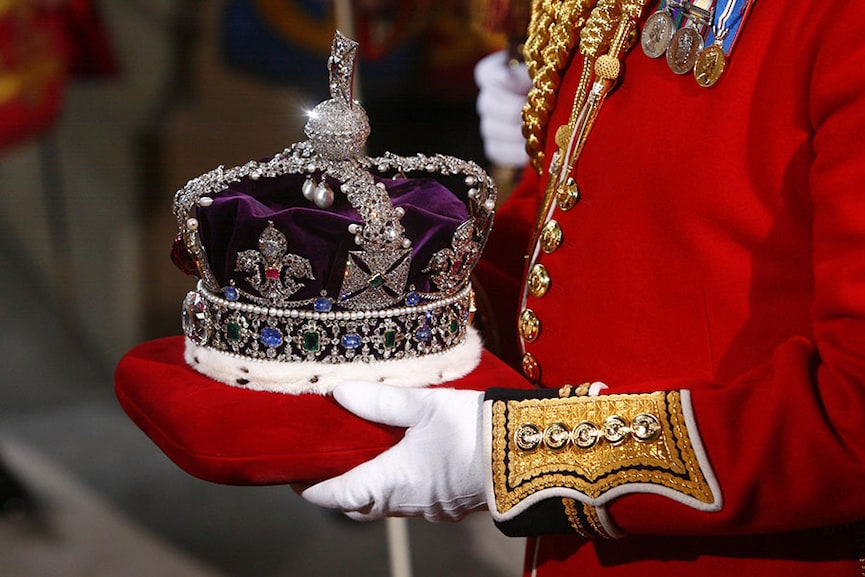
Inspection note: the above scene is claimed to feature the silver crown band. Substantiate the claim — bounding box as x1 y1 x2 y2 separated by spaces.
183 326 483 395
182 281 482 394
183 281 475 365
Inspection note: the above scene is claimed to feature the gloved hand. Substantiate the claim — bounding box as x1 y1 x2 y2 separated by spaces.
474 49 532 168
301 382 486 522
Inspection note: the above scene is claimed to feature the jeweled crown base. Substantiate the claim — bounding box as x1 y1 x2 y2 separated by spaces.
184 326 483 395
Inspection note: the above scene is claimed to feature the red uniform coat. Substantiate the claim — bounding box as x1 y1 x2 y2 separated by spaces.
475 0 865 574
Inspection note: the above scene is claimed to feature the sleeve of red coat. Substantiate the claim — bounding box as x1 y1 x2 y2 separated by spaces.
482 6 865 538
607 6 865 537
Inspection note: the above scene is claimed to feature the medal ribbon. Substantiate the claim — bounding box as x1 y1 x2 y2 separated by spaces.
684 0 715 34
659 0 687 28
704 0 757 54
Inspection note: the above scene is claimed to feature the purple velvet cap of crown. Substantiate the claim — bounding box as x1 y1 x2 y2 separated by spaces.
194 171 469 302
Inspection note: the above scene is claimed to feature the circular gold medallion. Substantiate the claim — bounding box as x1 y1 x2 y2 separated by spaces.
694 44 727 88
527 263 551 298
521 352 540 383
519 308 541 342
540 220 563 253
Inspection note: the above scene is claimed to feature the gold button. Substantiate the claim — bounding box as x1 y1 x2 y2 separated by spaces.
572 421 600 449
556 178 580 211
540 220 563 253
603 415 629 445
514 424 542 451
631 413 662 443
521 352 540 383
519 308 541 342
543 422 571 450
527 263 551 298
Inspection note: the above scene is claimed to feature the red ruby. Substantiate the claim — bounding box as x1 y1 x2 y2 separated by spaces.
170 234 200 277
265 267 280 280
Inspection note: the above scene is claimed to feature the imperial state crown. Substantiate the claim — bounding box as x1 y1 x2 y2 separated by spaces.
170 32 497 393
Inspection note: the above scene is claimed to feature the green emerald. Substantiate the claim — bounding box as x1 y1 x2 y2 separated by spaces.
368 274 385 289
449 320 459 334
227 322 241 342
384 330 396 349
303 331 321 352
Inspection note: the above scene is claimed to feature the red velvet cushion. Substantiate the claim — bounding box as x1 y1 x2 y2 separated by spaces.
115 336 530 485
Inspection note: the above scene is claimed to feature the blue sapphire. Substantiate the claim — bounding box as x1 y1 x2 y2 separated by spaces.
223 286 239 301
405 291 420 306
416 326 432 341
314 297 333 312
260 327 283 348
341 334 361 349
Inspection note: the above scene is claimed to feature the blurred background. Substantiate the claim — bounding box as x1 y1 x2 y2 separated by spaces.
0 0 528 575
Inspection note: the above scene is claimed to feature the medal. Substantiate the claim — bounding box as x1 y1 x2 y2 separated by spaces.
667 26 704 74
666 0 714 75
693 0 757 87
641 1 682 59
694 39 726 86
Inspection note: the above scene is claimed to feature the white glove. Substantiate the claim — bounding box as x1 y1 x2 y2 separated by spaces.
301 382 486 522
474 50 532 168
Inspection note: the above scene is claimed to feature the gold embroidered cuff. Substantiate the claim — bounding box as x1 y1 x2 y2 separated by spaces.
489 390 721 519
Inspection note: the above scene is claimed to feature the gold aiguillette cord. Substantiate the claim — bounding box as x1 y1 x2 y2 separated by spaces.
529 0 649 252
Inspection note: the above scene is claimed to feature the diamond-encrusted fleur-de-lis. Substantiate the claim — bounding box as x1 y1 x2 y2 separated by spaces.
424 219 479 295
235 221 314 305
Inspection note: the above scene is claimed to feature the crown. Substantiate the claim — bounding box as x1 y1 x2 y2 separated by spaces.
170 32 497 394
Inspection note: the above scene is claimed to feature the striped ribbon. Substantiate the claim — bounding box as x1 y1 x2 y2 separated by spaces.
704 0 757 53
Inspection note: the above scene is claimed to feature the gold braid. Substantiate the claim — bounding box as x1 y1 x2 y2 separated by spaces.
522 0 596 173
522 0 646 174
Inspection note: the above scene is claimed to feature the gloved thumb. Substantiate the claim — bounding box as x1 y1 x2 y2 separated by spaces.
301 454 386 515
